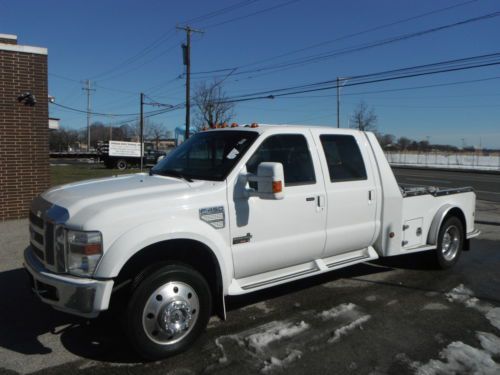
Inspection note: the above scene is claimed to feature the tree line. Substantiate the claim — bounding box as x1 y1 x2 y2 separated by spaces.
49 121 171 152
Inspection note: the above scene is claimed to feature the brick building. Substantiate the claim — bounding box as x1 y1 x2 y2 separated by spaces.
0 34 49 221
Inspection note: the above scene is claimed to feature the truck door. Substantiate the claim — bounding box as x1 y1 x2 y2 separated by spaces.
312 131 378 258
228 132 327 279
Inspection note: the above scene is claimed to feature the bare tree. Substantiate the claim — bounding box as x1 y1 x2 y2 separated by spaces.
193 80 235 131
397 137 412 150
377 133 396 149
145 121 165 149
350 101 378 132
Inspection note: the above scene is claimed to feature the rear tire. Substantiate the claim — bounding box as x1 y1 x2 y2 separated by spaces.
435 216 464 269
116 159 128 170
126 264 212 361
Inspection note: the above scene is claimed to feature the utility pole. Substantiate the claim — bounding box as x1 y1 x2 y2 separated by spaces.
82 80 95 151
177 25 203 141
336 77 340 128
140 92 144 172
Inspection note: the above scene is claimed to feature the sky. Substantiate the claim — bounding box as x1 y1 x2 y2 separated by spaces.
1 0 500 148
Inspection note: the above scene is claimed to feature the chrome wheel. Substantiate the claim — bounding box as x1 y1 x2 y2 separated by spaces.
441 225 460 261
142 281 200 345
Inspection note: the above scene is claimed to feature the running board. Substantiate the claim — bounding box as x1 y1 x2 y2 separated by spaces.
241 266 319 290
228 247 379 295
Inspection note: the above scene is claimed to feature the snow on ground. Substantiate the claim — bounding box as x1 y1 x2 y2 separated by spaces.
246 320 309 352
261 349 302 373
477 332 500 355
328 315 371 344
241 301 274 314
446 284 500 328
422 302 449 311
411 285 500 375
486 308 500 331
317 303 357 320
414 340 500 375
211 303 372 372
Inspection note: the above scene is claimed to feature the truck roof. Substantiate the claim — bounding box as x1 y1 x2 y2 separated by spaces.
202 124 367 135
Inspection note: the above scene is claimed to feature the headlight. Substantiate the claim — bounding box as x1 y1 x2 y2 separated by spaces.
66 230 103 276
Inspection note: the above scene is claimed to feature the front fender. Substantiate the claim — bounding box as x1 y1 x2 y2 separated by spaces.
94 219 233 294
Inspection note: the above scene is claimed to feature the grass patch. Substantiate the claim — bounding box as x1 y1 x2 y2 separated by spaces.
50 164 140 187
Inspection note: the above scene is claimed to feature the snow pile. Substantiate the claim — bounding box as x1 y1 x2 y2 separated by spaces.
486 308 500 331
446 284 500 329
445 284 475 304
246 320 309 352
414 339 500 375
318 303 357 320
413 285 500 375
261 349 302 373
477 332 500 355
214 337 228 364
328 315 371 344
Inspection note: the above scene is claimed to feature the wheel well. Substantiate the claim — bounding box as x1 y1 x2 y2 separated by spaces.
444 207 468 250
112 239 224 318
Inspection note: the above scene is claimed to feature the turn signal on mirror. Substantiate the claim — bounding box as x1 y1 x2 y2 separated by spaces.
272 181 283 193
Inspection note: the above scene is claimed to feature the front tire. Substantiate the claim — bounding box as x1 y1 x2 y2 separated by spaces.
126 264 212 360
435 216 464 269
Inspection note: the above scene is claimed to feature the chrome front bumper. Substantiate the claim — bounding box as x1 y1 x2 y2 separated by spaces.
24 246 114 318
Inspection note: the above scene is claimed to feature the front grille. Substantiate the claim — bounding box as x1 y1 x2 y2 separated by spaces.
45 222 55 265
29 211 45 262
29 210 58 269
29 211 44 228
29 197 68 273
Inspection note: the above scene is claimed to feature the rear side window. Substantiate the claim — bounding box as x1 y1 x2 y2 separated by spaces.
247 134 316 186
320 135 367 182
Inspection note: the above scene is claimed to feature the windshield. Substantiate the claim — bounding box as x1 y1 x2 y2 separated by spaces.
151 130 259 181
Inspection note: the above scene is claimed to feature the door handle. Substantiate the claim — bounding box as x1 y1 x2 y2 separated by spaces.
368 189 375 203
306 197 315 202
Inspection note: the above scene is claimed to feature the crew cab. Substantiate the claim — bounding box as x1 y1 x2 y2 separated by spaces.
24 124 479 359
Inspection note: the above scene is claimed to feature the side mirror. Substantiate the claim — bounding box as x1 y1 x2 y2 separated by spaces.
247 162 285 200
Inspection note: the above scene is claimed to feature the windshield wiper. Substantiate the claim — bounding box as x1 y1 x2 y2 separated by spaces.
150 169 193 182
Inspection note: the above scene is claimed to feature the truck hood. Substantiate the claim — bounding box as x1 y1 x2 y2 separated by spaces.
42 173 194 225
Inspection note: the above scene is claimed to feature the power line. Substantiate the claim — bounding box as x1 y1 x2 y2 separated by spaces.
274 75 500 99
200 0 302 29
50 101 174 117
186 0 262 25
191 8 500 81
86 1 262 81
219 53 500 103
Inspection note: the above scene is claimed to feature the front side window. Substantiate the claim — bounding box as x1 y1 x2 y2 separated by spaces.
151 130 258 181
247 134 316 186
320 134 367 182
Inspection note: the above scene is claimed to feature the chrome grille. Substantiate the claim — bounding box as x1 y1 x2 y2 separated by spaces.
29 211 57 268
29 211 45 261
45 222 55 265
29 197 69 273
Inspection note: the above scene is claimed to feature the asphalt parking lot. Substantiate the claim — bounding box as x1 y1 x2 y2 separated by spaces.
0 192 499 374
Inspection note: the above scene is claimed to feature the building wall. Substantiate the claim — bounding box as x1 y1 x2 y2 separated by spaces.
0 36 49 221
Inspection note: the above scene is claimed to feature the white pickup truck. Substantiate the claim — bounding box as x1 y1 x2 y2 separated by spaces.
25 124 479 359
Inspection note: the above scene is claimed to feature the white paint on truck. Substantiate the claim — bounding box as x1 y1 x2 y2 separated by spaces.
24 124 480 359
